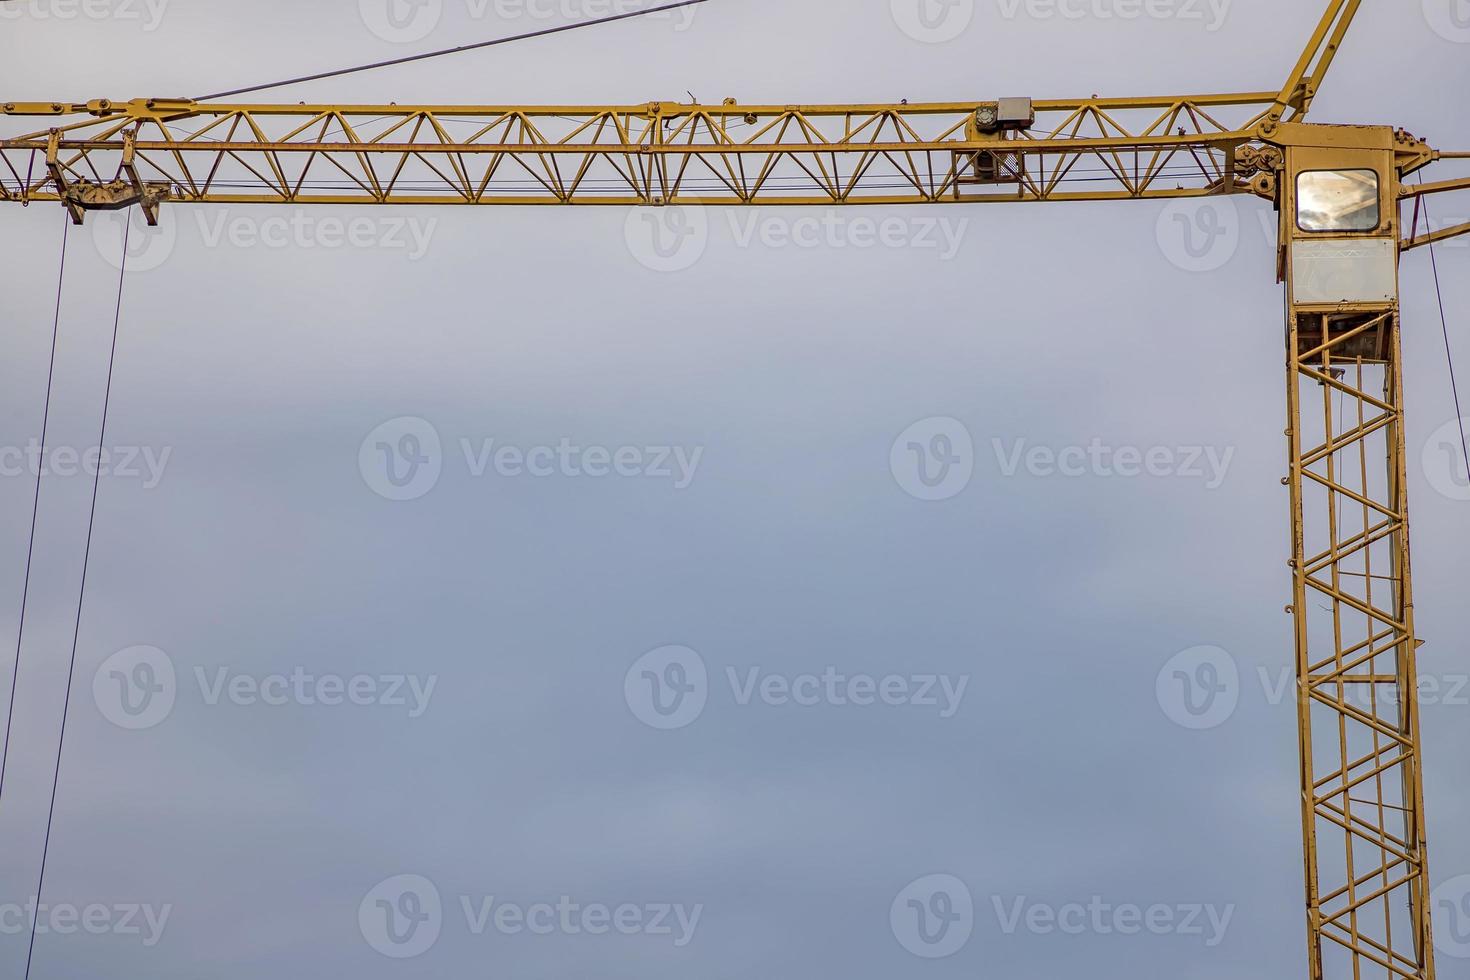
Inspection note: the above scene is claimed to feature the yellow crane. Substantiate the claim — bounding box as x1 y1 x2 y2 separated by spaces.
1 1 1466 977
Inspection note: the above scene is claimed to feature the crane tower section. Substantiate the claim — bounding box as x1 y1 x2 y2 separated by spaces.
1278 123 1437 980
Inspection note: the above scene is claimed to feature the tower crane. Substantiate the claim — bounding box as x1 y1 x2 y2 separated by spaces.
1 1 1467 977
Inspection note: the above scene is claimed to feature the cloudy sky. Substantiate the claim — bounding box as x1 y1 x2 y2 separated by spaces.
0 1 1467 977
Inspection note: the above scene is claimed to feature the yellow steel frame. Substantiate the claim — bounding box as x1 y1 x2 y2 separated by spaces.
1281 134 1437 980
0 3 1467 978
0 94 1280 211
1274 0 1364 121
1286 305 1435 980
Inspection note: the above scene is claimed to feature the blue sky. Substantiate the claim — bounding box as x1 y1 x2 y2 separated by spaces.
0 1 1468 977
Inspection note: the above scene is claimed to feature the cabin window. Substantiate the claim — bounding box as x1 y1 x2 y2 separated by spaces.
1297 170 1381 232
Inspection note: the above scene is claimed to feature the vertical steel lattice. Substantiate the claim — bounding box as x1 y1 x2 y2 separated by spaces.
1286 305 1436 980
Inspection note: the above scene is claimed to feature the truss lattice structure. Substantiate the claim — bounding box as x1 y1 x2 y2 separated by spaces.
1286 311 1435 980
0 93 1278 210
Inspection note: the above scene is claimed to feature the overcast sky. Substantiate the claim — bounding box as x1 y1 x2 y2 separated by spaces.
0 1 1468 977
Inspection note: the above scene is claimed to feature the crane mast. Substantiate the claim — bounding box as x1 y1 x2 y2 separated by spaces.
1 1 1466 977
1280 125 1438 980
